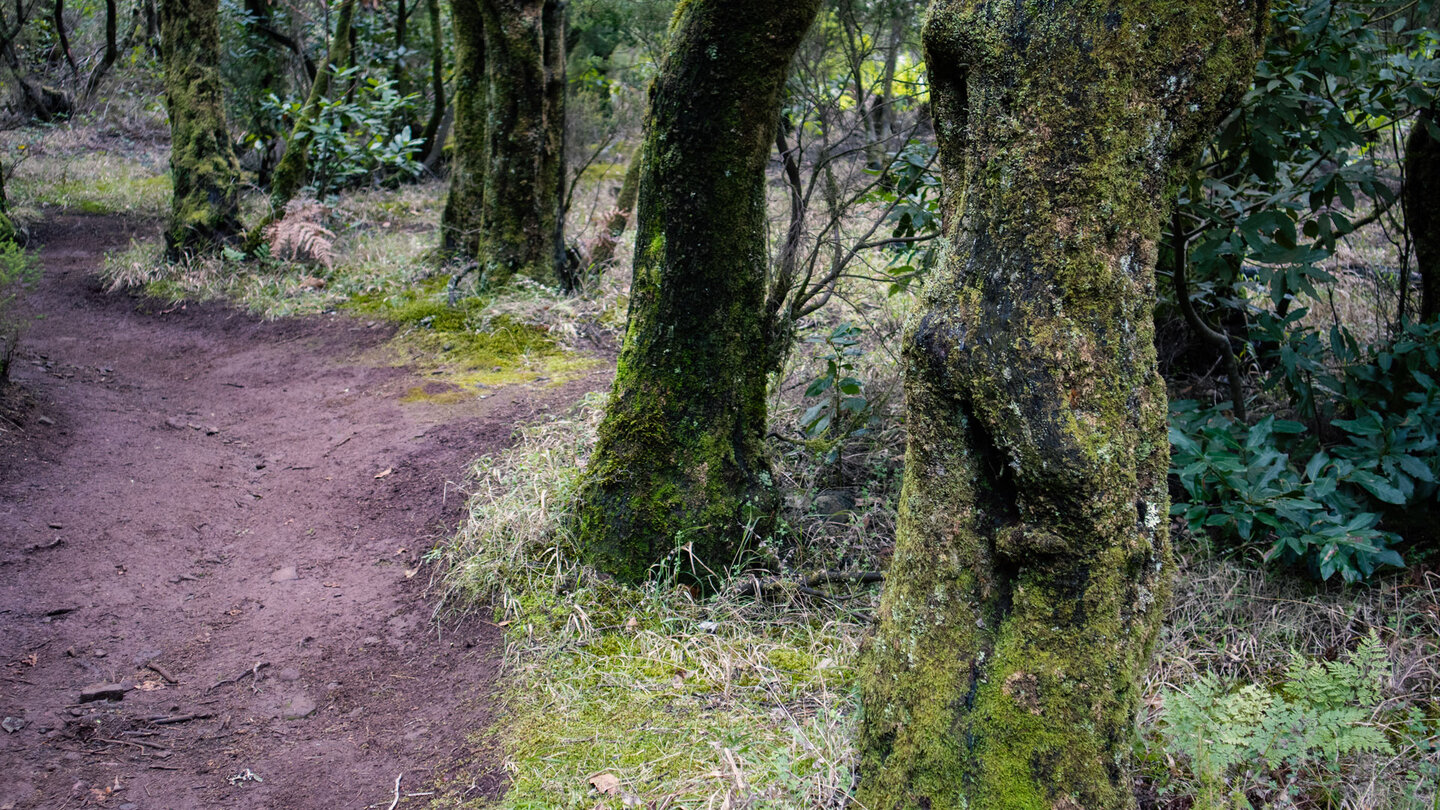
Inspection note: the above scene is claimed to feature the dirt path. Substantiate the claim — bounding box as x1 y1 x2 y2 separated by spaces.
0 215 596 809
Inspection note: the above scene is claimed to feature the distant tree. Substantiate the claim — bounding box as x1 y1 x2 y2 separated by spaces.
853 0 1266 807
1408 107 1438 320
573 0 822 582
160 0 243 256
442 0 566 287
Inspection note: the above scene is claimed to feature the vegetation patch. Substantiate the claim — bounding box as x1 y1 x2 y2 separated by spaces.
431 395 1439 809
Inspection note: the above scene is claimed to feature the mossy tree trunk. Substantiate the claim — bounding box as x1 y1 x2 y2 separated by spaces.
573 0 822 583
160 0 243 257
442 0 563 287
476 0 564 286
268 0 358 208
1407 108 1438 321
440 0 486 256
853 1 1266 808
0 159 15 243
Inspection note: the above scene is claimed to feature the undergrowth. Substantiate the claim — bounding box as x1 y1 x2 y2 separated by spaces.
432 387 1440 809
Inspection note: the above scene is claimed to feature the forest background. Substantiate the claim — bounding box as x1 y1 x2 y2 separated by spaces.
0 0 1437 807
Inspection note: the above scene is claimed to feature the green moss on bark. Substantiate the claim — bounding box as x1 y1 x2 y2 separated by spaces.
441 0 565 287
573 0 822 583
854 1 1267 808
160 0 242 257
268 0 359 209
440 0 488 257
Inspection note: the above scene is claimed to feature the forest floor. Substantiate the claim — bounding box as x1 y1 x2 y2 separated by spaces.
0 213 605 809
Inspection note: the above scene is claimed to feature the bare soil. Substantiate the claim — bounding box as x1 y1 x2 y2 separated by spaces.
0 215 602 809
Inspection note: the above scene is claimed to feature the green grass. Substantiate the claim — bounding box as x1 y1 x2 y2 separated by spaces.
429 397 868 809
430 390 1439 809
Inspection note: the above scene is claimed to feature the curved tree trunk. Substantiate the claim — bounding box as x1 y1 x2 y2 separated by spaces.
416 0 446 159
267 0 358 208
83 0 119 98
1407 108 1438 322
573 0 822 583
440 0 486 256
160 0 243 256
853 1 1266 807
243 0 358 251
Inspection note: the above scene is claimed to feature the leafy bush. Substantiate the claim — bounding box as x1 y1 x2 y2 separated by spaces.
1170 320 1440 582
1160 632 1393 809
0 240 40 382
256 73 424 196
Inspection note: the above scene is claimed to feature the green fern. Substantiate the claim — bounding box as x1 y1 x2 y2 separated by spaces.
1161 632 1394 809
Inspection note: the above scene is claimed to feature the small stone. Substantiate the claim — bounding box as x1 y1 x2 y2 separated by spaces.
164 417 186 430
270 566 299 582
37 416 54 426
205 426 219 435
79 683 125 703
277 667 301 682
281 695 316 719
2 716 25 733
47 522 63 530
91 649 107 658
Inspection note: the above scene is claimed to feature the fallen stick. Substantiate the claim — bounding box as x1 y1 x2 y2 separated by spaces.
208 661 269 692
146 713 213 725
145 661 178 683
387 773 403 810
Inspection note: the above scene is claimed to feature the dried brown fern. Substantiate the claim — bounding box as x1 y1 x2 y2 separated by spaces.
265 198 337 270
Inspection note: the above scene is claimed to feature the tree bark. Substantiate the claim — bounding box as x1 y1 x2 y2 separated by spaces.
475 0 564 286
416 0 445 158
440 0 486 256
573 0 822 583
0 158 15 243
160 0 243 256
853 1 1266 807
248 0 358 246
52 0 78 81
83 0 119 98
1407 108 1439 321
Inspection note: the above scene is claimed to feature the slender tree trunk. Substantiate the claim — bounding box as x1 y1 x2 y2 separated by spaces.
574 0 822 583
440 0 486 256
251 0 357 241
416 0 445 158
853 1 1266 807
586 147 641 270
392 0 409 91
1407 108 1439 321
83 0 119 97
470 0 564 286
160 0 243 256
52 0 78 81
0 159 15 243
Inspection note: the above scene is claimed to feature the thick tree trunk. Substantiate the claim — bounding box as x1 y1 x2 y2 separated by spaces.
440 0 486 256
853 1 1266 807
1407 108 1439 321
473 0 564 286
160 0 243 256
574 0 821 583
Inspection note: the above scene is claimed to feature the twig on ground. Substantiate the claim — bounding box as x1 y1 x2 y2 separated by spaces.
387 773 403 810
146 712 213 725
208 661 268 692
